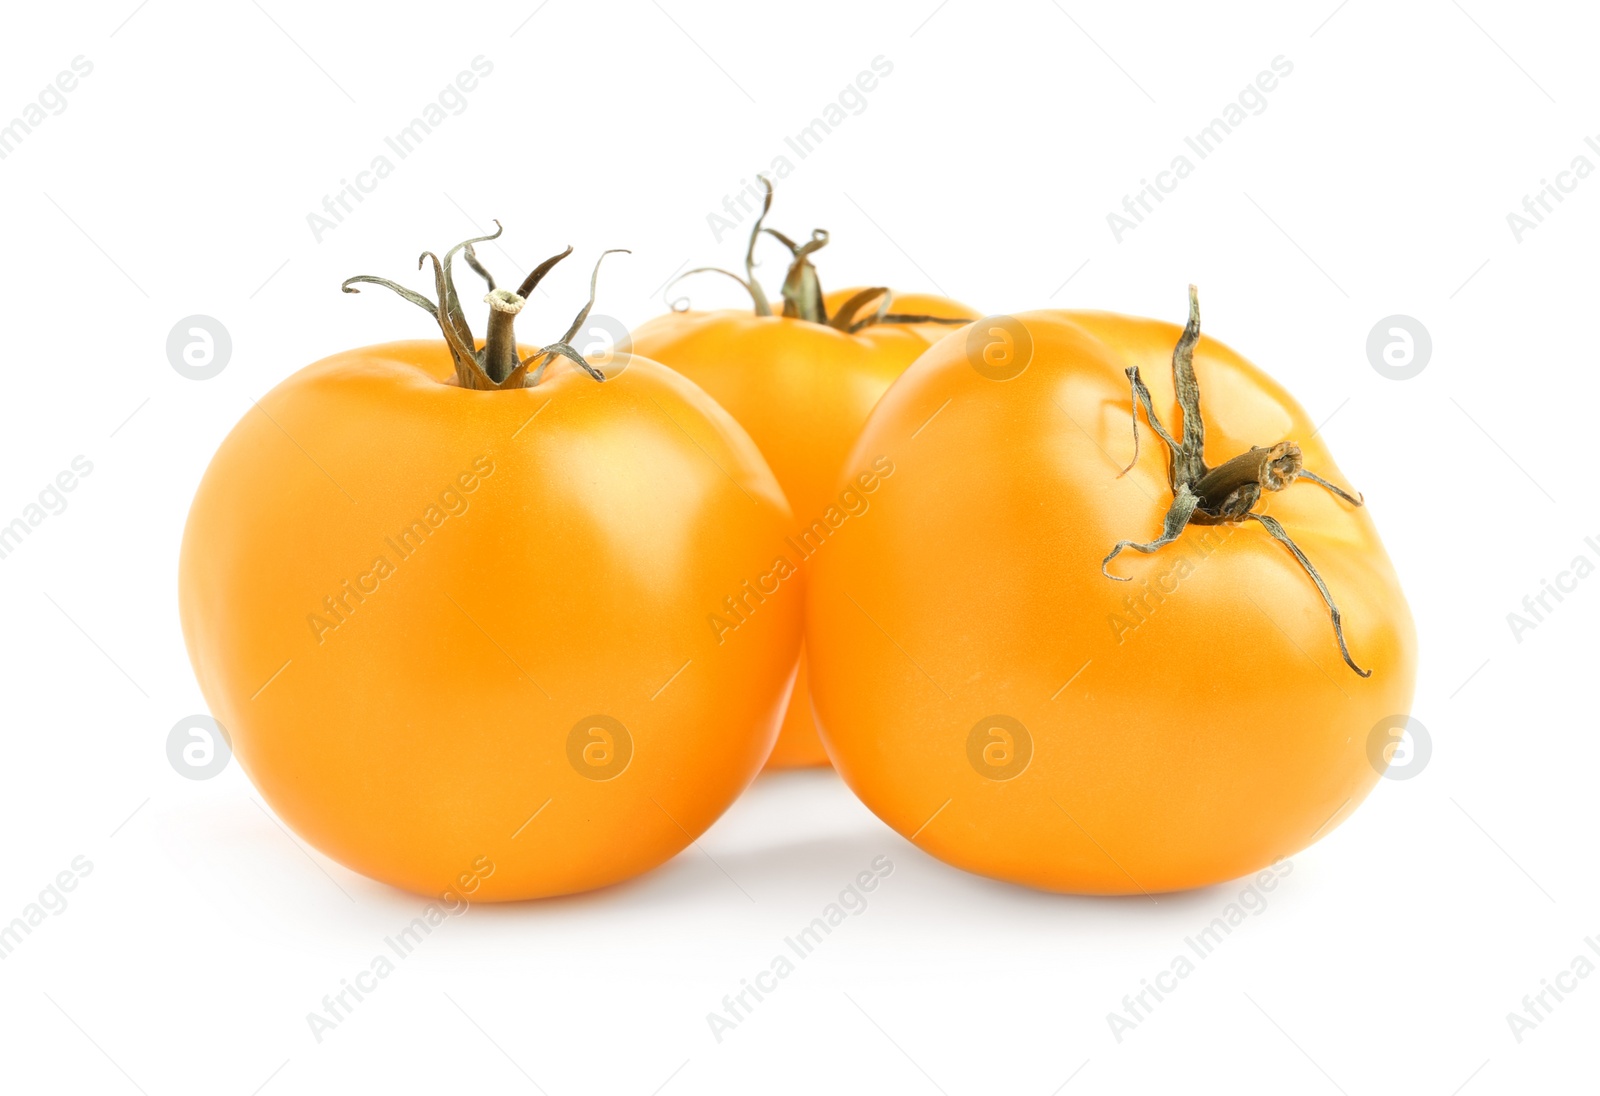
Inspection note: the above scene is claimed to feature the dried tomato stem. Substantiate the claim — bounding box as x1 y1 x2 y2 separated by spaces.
482 289 525 385
664 179 969 334
1103 286 1372 676
342 226 623 391
764 226 830 323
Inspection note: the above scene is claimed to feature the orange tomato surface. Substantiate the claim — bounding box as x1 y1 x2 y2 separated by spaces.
630 289 977 768
179 341 801 900
805 309 1417 893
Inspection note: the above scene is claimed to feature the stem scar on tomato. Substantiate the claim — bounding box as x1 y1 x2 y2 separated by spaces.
664 176 971 333
1101 286 1372 677
340 220 627 391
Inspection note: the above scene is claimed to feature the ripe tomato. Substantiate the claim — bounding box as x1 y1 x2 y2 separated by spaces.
630 184 976 768
180 230 801 900
805 298 1417 893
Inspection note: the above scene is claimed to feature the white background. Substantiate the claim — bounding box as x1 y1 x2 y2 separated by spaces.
1 1 1595 1093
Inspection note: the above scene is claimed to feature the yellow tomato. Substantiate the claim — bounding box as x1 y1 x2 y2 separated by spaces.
806 300 1417 893
631 188 977 767
180 234 802 900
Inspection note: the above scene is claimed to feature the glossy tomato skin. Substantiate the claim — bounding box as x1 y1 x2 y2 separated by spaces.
805 311 1417 894
180 341 801 900
630 290 976 768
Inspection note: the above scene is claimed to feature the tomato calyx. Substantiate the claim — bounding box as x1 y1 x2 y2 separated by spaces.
341 221 628 391
666 177 970 334
1100 286 1374 677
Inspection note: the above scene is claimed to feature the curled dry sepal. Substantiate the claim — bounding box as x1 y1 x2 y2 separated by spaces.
1101 286 1372 676
341 221 627 391
666 176 971 332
